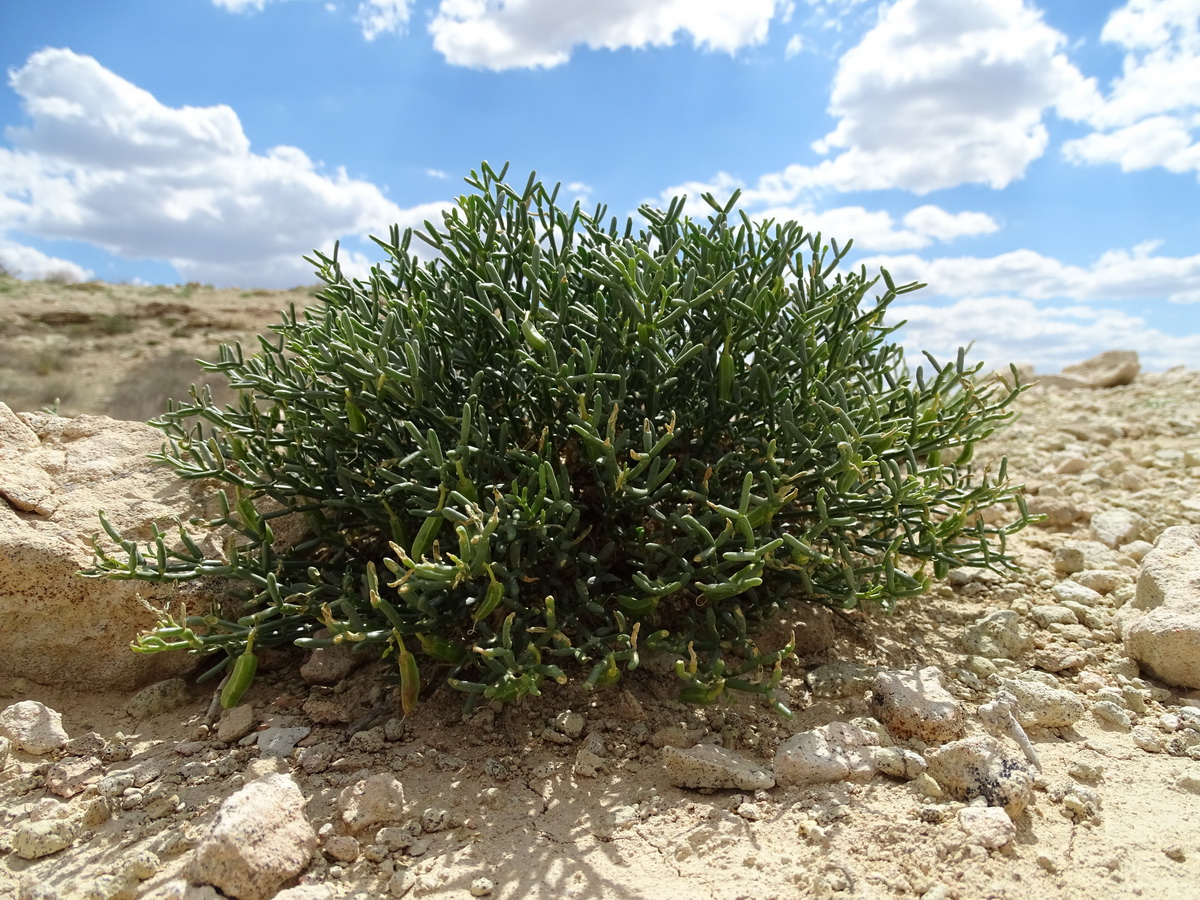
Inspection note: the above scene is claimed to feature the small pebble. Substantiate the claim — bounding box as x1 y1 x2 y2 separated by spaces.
1177 770 1200 794
324 835 360 862
470 877 495 897
1092 701 1132 729
737 801 763 821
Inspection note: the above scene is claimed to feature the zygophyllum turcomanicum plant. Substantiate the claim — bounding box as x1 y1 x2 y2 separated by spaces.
86 162 1032 716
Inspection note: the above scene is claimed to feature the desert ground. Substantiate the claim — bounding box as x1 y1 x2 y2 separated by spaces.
1 275 1199 900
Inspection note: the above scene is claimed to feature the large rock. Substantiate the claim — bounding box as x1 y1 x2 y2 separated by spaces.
925 735 1035 818
870 667 965 743
663 743 775 790
188 773 317 900
1121 526 1200 688
1060 350 1140 388
773 722 878 787
0 404 222 689
1035 351 1140 390
0 700 68 755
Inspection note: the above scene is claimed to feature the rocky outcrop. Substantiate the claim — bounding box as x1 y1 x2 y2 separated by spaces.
1120 525 1200 688
0 403 222 690
1031 350 1141 390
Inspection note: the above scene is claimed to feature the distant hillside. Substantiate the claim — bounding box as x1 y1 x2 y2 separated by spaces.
0 275 315 420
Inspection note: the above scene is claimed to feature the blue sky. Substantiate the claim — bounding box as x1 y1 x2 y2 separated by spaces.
1 0 1198 371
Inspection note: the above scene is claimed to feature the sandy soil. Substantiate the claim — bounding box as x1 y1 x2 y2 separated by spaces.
2 277 1199 900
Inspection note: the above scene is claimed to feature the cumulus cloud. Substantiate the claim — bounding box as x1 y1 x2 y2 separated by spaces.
858 242 1200 305
0 238 92 282
650 174 998 252
1063 0 1200 176
212 0 268 10
800 0 1100 193
889 295 1200 372
747 203 998 251
355 0 413 40
654 0 1103 212
0 49 444 287
213 0 413 40
679 0 1098 204
428 0 786 70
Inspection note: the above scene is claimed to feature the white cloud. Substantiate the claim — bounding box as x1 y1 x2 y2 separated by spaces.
1090 0 1200 128
0 238 92 282
425 168 449 179
785 34 805 56
1064 114 1200 174
890 295 1200 372
690 0 1099 202
213 0 413 40
355 0 413 40
428 0 786 70
212 0 268 10
799 0 1100 194
1 49 446 287
1062 0 1200 176
901 205 1000 242
753 203 998 251
650 175 998 252
565 181 593 205
859 243 1200 305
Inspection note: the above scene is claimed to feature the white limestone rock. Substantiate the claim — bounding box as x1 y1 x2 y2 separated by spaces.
11 818 79 860
45 756 103 798
1001 678 1085 728
773 722 878 787
1090 508 1148 549
873 747 927 780
338 772 407 834
961 610 1031 660
1121 526 1200 688
1054 541 1122 574
1060 350 1140 389
1051 581 1104 607
0 700 68 755
188 773 317 900
870 667 965 743
958 805 1016 849
925 735 1035 818
125 677 190 719
662 743 775 791
0 403 222 689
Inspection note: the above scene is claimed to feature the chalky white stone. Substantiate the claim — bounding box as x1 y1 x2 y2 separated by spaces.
662 743 775 790
773 722 878 787
0 700 68 755
870 667 964 743
188 773 317 900
1122 526 1200 688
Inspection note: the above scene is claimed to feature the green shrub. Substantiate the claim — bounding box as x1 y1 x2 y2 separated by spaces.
86 163 1031 714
